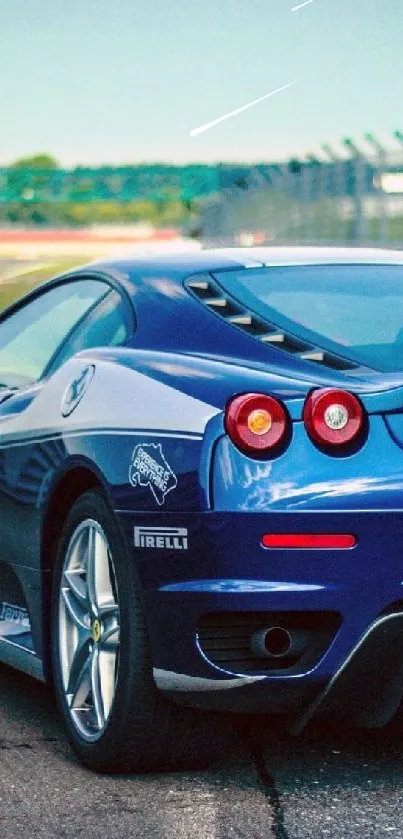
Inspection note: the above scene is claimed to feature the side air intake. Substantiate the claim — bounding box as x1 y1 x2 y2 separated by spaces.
186 275 359 373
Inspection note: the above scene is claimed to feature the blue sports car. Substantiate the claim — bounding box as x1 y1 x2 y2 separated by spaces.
2 246 403 772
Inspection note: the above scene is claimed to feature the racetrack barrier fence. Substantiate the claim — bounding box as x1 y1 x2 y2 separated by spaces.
199 137 403 248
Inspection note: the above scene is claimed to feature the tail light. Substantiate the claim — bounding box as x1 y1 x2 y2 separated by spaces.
303 388 363 446
225 393 288 454
262 533 357 549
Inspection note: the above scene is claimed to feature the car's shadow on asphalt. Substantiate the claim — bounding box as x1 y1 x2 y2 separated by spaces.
234 710 403 780
1 661 403 790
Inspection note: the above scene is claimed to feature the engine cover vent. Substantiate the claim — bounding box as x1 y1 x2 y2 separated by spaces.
186 274 359 372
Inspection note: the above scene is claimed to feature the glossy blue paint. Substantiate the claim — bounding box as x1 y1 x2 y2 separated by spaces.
1 247 403 719
116 505 403 698
159 580 327 593
212 417 403 512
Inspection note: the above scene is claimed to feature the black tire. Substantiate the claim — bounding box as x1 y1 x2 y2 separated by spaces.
51 489 218 773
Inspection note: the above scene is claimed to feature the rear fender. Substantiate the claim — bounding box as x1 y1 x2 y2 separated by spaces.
212 415 403 512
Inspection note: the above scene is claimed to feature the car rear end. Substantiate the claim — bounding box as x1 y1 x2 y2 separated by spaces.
152 253 403 726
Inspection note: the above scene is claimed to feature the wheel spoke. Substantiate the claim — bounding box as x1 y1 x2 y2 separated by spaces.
100 603 120 651
102 622 120 650
69 527 88 570
99 600 120 649
99 602 119 619
63 568 88 609
86 526 97 612
91 648 105 730
67 636 92 707
87 527 114 614
62 586 89 632
98 648 117 722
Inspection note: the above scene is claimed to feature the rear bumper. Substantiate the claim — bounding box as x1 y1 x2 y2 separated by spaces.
155 611 403 729
294 611 403 730
118 508 403 721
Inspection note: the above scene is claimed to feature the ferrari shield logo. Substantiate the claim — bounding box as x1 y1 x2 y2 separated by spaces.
61 365 95 417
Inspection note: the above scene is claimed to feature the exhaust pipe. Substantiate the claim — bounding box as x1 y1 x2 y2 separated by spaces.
251 626 308 660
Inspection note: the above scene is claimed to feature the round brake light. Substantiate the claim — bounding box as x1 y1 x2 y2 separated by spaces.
225 393 288 454
303 389 363 446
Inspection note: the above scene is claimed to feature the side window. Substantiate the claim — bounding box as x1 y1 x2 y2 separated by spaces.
49 290 132 372
0 279 109 383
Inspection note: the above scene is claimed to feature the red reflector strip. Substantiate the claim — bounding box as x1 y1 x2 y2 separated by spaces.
262 533 357 549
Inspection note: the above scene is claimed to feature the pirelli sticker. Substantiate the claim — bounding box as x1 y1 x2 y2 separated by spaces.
134 526 188 550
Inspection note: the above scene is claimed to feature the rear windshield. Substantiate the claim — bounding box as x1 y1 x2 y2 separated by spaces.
215 264 403 373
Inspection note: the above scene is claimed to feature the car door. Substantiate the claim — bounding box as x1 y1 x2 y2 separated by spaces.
0 275 128 574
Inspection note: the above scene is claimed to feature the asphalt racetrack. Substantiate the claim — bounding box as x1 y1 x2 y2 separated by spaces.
0 665 403 838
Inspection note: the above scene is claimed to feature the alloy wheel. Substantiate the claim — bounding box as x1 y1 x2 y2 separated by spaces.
58 518 120 741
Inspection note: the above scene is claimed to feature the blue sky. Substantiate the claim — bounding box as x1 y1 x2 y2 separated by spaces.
0 0 402 165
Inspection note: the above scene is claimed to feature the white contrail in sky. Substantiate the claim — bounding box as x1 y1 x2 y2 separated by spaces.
291 0 316 10
189 81 296 137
